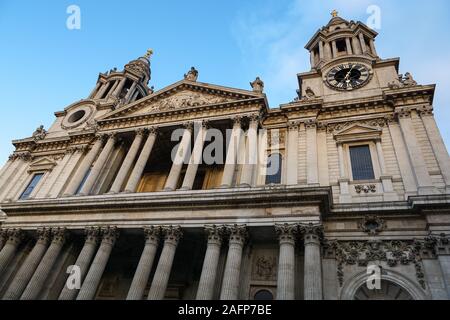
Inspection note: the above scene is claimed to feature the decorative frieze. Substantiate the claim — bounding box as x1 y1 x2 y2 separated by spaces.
354 184 376 194
358 215 386 235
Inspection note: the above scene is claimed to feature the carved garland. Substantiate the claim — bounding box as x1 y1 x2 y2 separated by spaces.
324 239 430 289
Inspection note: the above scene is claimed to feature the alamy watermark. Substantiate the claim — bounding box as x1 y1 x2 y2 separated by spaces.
66 5 81 30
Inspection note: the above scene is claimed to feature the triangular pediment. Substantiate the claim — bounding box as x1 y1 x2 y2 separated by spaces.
101 80 265 120
28 157 57 172
334 123 382 143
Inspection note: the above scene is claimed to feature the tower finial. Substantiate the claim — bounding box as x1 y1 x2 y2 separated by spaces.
144 49 154 59
331 10 338 18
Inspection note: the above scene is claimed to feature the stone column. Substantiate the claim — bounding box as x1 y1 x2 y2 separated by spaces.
58 227 100 300
0 229 24 275
3 228 51 300
21 228 68 300
124 127 158 193
147 226 183 300
64 136 104 196
181 122 208 190
196 225 225 300
306 120 318 185
434 234 450 298
286 121 299 185
345 38 353 55
127 226 161 300
369 39 378 56
164 123 193 191
352 37 362 54
337 143 351 202
359 33 367 53
420 109 450 192
310 51 315 67
125 82 138 101
275 224 297 300
331 41 338 58
397 110 437 195
301 223 323 300
220 225 248 300
324 42 332 60
89 82 101 99
79 133 117 196
221 117 243 188
94 82 109 99
112 78 127 97
109 129 145 194
77 227 119 300
240 115 259 187
318 41 324 60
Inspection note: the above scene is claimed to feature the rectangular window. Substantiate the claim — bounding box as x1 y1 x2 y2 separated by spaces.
19 173 44 200
349 145 375 181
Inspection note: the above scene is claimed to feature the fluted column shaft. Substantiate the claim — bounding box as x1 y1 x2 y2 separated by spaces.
240 116 259 187
79 134 117 196
124 128 158 193
64 137 104 196
220 225 247 300
221 118 243 188
58 227 100 300
0 229 23 276
109 130 145 193
127 227 161 300
77 227 119 300
196 226 224 300
164 124 193 191
147 226 182 300
275 224 297 300
302 224 323 300
181 123 208 190
21 228 67 300
3 228 51 300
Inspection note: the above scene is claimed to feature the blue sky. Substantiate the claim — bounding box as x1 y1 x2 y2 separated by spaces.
0 0 449 163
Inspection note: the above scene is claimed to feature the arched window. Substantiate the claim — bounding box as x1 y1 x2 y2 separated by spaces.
354 280 413 300
254 289 274 300
265 153 282 185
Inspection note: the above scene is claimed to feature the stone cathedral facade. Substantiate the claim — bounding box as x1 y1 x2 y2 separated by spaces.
0 13 449 301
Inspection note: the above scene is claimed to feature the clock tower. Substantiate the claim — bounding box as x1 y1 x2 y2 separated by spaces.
298 11 400 103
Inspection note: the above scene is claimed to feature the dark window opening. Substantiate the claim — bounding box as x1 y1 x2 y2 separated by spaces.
254 290 274 300
120 78 134 99
68 110 86 123
349 145 375 181
265 153 282 185
364 36 372 54
19 173 44 200
336 39 347 53
100 81 114 99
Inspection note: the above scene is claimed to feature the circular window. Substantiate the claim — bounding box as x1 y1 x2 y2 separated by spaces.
68 110 86 123
254 290 274 300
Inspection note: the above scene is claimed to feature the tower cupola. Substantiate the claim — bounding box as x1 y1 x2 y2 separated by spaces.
305 10 379 70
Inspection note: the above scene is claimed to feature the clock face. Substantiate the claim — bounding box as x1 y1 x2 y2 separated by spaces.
326 63 371 91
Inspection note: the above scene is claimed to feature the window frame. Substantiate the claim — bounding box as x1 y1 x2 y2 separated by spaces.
265 152 283 185
344 141 380 182
19 172 45 200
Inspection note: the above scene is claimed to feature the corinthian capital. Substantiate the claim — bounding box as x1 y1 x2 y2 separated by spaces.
299 223 324 244
226 224 248 245
205 225 226 245
275 223 298 244
51 227 68 245
85 227 101 245
162 226 183 244
144 226 162 244
5 229 25 246
36 227 52 245
100 226 120 245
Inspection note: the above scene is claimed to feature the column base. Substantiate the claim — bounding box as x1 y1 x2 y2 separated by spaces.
178 187 192 191
163 187 175 192
238 183 251 188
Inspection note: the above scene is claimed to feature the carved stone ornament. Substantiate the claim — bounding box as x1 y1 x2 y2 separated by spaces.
358 215 386 235
355 184 376 194
253 255 277 281
184 67 199 82
250 77 264 93
149 92 229 112
326 119 386 134
32 125 47 141
324 239 428 289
